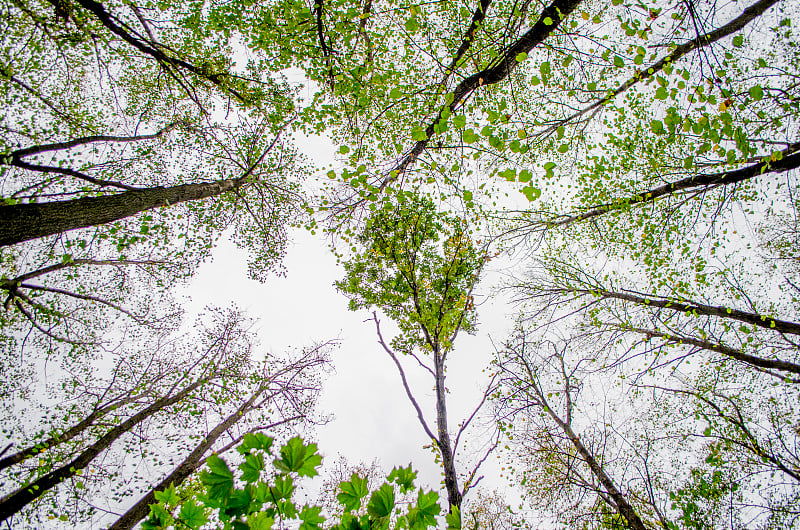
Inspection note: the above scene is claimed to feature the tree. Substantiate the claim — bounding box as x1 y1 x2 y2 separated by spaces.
0 308 331 527
1 0 303 349
496 330 652 530
337 193 496 512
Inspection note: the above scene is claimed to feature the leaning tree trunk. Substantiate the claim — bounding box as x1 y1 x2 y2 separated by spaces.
0 393 142 472
0 378 207 522
108 383 272 530
0 177 243 246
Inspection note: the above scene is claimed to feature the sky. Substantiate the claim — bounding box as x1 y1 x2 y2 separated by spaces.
177 218 524 512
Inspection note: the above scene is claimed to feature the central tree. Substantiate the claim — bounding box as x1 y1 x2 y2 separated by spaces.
337 193 494 513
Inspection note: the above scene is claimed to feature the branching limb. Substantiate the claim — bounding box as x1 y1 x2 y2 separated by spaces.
372 312 439 444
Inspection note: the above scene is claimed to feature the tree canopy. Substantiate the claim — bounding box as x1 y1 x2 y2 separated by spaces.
2 0 800 527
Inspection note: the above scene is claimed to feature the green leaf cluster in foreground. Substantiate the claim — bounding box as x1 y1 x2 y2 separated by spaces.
144 435 451 530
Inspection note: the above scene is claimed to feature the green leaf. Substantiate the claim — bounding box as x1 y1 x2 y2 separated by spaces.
733 35 744 47
462 190 473 202
650 120 665 134
453 115 466 129
388 465 417 493
518 169 532 183
154 484 180 507
405 17 419 32
248 511 275 530
274 437 322 477
272 474 295 500
613 55 624 68
339 145 351 155
237 433 274 456
411 127 428 141
539 61 551 76
389 88 402 99
179 500 208 529
338 473 369 512
446 505 462 529
239 453 265 483
521 185 541 201
201 455 234 502
515 52 528 62
749 85 764 100
300 506 325 530
543 16 553 25
415 490 440 520
462 129 479 144
367 483 395 519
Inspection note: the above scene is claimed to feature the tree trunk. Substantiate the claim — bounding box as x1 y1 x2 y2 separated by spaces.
108 383 270 530
0 378 207 522
544 407 648 530
0 394 141 472
588 289 800 336
433 347 462 511
0 177 243 247
554 147 800 228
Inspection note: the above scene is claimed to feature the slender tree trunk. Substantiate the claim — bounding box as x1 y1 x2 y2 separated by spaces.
108 384 270 530
433 347 462 511
543 406 648 530
0 394 141 472
0 177 243 247
586 288 800 336
554 148 800 228
0 378 207 522
622 326 800 375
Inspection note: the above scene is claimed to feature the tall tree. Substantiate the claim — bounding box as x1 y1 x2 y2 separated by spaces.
337 193 496 512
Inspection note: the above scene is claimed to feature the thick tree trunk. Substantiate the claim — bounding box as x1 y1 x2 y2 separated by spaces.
107 384 269 530
0 378 207 522
0 177 242 247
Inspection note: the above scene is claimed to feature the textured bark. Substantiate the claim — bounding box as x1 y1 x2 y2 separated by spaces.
107 384 269 530
433 346 462 510
543 407 648 530
0 177 242 247
389 0 583 177
0 378 206 522
554 0 779 130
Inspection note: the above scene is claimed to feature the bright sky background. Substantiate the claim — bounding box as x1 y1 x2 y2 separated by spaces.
178 216 523 509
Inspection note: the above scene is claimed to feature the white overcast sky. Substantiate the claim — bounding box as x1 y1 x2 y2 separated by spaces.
178 214 522 508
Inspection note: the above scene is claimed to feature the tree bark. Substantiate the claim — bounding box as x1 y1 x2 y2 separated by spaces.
542 406 648 530
623 326 800 375
107 384 270 530
586 288 800 336
0 394 141 472
552 147 800 228
0 378 207 522
433 346 462 511
0 177 242 247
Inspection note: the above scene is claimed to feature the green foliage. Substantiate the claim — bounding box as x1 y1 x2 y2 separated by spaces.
336 194 483 353
145 435 444 530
